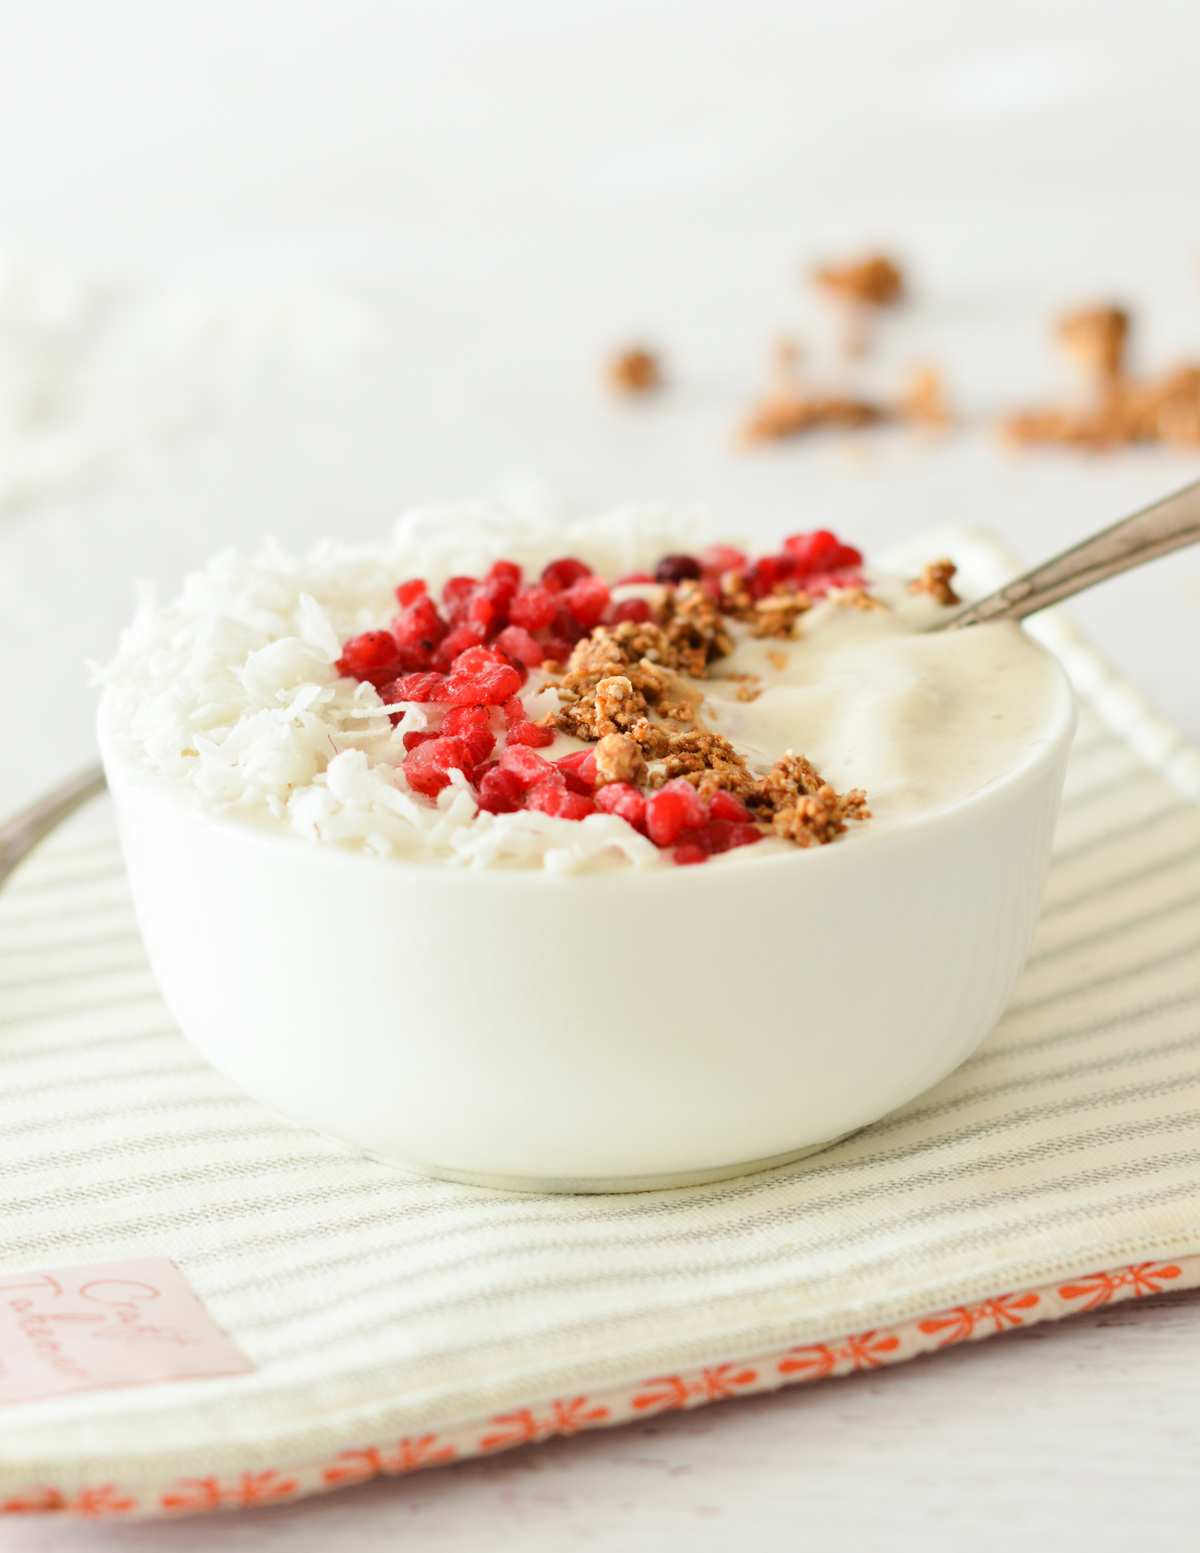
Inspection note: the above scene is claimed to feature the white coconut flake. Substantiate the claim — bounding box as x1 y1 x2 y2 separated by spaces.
99 500 706 871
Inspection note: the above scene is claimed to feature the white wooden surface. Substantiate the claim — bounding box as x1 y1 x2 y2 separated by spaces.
2 2 1200 1545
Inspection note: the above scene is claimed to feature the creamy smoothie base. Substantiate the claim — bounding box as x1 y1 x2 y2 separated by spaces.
98 504 1064 873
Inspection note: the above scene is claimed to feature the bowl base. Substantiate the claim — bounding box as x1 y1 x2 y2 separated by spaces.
351 1135 853 1194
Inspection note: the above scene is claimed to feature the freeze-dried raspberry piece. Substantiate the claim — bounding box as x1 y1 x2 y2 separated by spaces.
393 595 448 651
673 842 709 866
495 625 544 667
726 822 762 850
550 607 585 647
395 578 427 607
476 765 523 814
615 570 655 585
745 554 797 599
481 569 519 616
541 556 593 593
609 598 652 625
459 725 496 765
708 789 752 823
803 569 864 598
699 544 747 577
562 575 610 630
655 553 702 584
441 704 490 735
541 639 577 668
782 530 862 575
499 744 555 789
442 575 479 613
526 781 595 820
392 642 437 673
509 586 558 632
402 729 439 753
336 630 402 687
593 781 647 832
506 721 555 748
440 622 488 659
645 778 708 846
554 750 597 792
444 663 523 706
452 645 507 675
440 708 495 764
488 559 523 587
382 672 450 703
403 735 473 796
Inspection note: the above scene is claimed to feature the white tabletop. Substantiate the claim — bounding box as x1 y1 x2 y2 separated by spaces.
2 3 1200 1546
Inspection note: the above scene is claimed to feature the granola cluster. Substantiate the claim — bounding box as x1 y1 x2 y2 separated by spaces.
605 248 1200 456
1003 305 1200 451
908 559 961 608
752 752 871 848
539 554 884 850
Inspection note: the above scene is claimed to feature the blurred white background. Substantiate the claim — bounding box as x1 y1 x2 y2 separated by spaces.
2 5 1200 1548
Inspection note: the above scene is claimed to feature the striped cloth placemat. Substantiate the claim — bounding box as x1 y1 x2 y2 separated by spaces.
3 658 1200 1518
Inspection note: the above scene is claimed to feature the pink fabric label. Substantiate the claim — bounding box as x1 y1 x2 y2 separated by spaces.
0 1258 252 1405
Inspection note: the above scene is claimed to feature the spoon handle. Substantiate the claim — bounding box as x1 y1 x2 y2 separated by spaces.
938 475 1200 631
0 765 107 891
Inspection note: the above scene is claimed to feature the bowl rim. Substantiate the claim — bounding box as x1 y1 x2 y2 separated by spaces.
97 637 1077 887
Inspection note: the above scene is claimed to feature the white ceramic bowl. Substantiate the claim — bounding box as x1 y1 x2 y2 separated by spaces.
99 658 1075 1193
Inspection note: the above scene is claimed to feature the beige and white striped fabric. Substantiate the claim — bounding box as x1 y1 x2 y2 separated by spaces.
3 603 1200 1518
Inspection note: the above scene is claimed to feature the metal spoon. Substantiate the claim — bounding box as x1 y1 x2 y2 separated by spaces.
933 473 1200 631
4 475 1200 889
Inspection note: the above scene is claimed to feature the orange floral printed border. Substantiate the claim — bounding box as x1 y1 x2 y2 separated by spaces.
2 1255 1195 1520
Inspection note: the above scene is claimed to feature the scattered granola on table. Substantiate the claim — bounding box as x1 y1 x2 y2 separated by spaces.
1003 302 1200 451
605 347 662 395
813 252 906 359
739 337 887 447
898 364 952 429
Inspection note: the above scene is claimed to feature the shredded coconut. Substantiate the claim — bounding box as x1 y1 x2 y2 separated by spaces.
97 502 705 873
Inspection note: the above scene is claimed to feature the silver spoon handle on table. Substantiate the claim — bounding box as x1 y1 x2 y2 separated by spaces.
4 475 1200 888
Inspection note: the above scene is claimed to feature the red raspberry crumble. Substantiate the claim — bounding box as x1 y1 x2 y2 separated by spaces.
593 781 647 832
498 744 555 789
783 530 863 574
509 586 558 632
541 556 592 593
506 721 555 748
477 765 524 814
609 598 652 625
338 530 871 865
644 778 707 846
336 631 401 687
403 736 474 796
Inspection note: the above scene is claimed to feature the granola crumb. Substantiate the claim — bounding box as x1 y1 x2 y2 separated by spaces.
772 785 871 848
738 335 886 445
538 570 873 853
813 253 905 309
1057 306 1129 380
833 587 887 611
743 750 870 848
593 732 647 787
908 559 961 607
899 364 951 428
606 347 661 395
751 591 811 638
1002 303 1200 452
659 578 734 673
